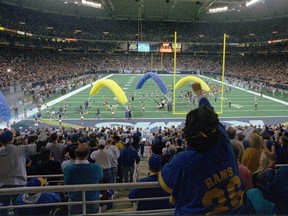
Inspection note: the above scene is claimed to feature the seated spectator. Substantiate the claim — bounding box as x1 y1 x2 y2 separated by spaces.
15 178 61 215
242 133 263 173
64 143 103 214
128 154 174 211
158 85 254 215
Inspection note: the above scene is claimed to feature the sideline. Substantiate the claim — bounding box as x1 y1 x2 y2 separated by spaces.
199 75 288 106
0 74 114 129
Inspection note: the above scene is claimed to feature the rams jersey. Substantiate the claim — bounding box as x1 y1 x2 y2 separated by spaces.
159 124 251 215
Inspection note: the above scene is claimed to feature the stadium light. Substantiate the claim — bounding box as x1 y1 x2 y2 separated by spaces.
246 0 261 7
208 6 228 14
82 0 101 8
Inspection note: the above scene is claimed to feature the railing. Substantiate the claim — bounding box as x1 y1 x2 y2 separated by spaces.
0 181 174 215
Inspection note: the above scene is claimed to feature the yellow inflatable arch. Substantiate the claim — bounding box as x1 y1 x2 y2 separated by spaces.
90 79 128 105
175 76 210 92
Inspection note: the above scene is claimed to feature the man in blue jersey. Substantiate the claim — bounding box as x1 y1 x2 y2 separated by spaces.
64 143 103 214
128 154 174 211
159 83 254 215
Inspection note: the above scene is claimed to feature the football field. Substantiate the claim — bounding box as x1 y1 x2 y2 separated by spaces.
40 74 288 120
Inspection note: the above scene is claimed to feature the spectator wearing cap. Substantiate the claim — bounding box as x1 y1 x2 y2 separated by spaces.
15 178 61 215
90 138 113 183
119 138 140 182
0 130 36 216
64 143 103 214
128 154 174 211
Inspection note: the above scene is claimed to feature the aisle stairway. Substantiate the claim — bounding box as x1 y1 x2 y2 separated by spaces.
106 146 151 213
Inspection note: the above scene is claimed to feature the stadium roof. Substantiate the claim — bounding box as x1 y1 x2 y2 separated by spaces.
2 0 288 22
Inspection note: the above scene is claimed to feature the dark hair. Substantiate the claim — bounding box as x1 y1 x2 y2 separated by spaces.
68 145 77 160
50 133 58 142
28 135 38 144
184 106 220 152
226 127 236 140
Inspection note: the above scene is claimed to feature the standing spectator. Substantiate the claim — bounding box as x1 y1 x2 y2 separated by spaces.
128 154 174 211
64 143 103 214
106 138 120 184
119 139 140 182
61 144 77 172
90 139 113 183
158 84 254 215
46 132 65 161
242 133 263 174
227 127 245 161
0 130 37 216
231 143 253 191
275 135 288 164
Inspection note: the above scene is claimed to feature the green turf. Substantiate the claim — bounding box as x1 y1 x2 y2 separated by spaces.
40 74 288 119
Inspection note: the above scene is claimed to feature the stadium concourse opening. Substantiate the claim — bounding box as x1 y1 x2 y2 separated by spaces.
0 1 288 215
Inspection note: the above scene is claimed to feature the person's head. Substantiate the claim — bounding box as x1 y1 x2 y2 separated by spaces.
71 133 79 144
184 106 220 152
249 133 263 149
148 154 163 173
0 130 14 145
168 144 177 155
231 142 241 161
75 143 90 160
227 127 237 140
99 139 106 149
258 151 276 171
236 132 245 142
68 144 77 160
50 132 58 142
28 135 38 144
280 135 288 147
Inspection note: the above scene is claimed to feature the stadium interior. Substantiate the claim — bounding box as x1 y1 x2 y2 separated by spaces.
0 0 288 215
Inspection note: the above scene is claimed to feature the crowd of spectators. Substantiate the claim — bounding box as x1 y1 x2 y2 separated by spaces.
0 3 288 43
0 99 288 214
1 47 287 89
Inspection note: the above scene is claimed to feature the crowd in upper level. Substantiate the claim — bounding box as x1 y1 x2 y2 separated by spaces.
0 3 287 43
0 47 287 89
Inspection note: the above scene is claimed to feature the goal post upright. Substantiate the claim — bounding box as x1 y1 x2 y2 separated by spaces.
218 33 227 115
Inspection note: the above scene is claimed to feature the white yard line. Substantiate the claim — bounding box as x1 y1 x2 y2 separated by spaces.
199 75 288 106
